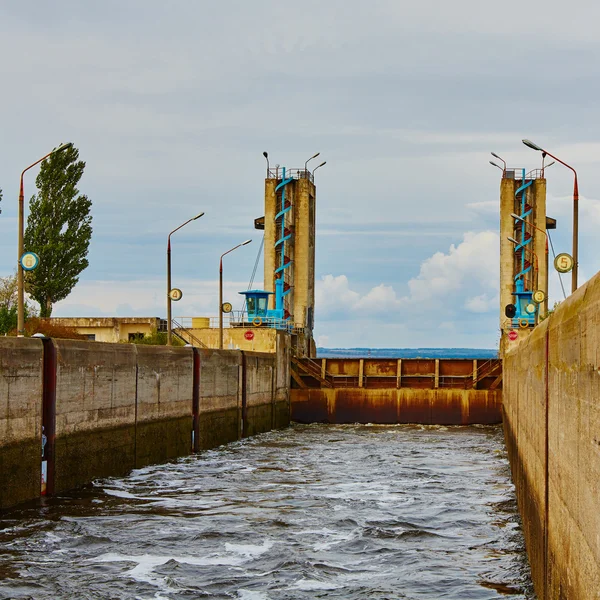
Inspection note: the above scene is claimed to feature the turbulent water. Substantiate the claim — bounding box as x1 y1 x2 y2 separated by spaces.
0 424 534 599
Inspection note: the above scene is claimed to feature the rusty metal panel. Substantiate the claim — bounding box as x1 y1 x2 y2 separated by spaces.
326 359 360 376
290 389 330 423
438 359 473 377
402 376 435 389
429 390 464 425
364 376 398 389
468 390 502 423
331 375 360 388
334 389 398 424
363 359 397 377
402 359 436 376
438 376 469 390
398 390 431 424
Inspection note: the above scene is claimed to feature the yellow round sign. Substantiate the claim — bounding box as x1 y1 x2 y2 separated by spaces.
532 290 546 304
221 302 233 313
554 253 574 273
169 288 183 301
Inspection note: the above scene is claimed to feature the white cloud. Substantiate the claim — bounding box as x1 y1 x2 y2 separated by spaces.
466 200 499 216
465 293 498 313
316 230 500 323
404 231 499 309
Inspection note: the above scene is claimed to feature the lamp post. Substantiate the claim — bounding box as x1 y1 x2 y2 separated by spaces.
304 152 320 178
167 212 204 345
219 239 252 350
312 161 326 178
17 143 73 337
489 161 504 172
523 139 579 293
263 151 269 177
491 152 506 176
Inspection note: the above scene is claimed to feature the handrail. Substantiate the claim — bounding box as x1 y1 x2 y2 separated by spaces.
171 318 208 348
267 167 314 182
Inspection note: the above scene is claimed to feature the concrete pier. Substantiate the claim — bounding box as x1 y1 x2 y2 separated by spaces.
0 332 290 510
504 269 600 599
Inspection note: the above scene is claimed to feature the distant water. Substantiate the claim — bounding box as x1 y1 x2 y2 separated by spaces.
317 348 499 359
0 424 533 599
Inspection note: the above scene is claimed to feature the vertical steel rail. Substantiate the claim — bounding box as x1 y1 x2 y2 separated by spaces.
41 338 57 496
274 168 294 321
514 170 534 287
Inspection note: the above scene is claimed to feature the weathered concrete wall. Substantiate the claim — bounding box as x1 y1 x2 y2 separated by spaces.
0 339 44 509
274 331 291 428
53 340 138 492
1 335 290 510
244 352 275 437
135 346 193 467
186 326 278 353
504 271 600 599
195 348 242 450
292 388 502 425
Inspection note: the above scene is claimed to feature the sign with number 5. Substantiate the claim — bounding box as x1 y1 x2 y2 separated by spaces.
554 253 574 273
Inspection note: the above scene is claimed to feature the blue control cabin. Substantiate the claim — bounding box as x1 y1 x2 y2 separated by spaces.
238 279 290 330
511 278 536 327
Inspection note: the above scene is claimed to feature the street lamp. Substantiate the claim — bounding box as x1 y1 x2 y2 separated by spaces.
219 239 252 350
17 143 73 337
263 151 269 177
489 161 504 172
523 139 579 292
167 212 204 345
312 161 327 178
491 152 506 175
304 152 320 177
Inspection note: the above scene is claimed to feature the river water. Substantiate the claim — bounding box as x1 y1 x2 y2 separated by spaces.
0 424 534 599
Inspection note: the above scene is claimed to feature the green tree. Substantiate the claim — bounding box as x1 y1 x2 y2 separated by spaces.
0 272 37 334
23 145 92 317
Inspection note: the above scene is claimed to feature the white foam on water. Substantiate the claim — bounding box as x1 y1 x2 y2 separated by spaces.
103 489 146 500
90 551 245 593
224 540 274 558
313 530 358 551
238 590 270 599
290 527 338 537
291 578 342 591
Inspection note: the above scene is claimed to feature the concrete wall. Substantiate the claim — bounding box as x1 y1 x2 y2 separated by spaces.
0 339 44 509
53 340 138 492
195 348 242 450
135 346 194 468
186 326 278 353
244 352 275 437
504 270 600 599
0 334 290 510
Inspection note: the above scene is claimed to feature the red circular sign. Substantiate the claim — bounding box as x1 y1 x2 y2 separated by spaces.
244 330 255 341
508 330 518 341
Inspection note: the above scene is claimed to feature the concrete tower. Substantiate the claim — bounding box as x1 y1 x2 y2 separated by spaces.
263 167 317 356
499 166 548 353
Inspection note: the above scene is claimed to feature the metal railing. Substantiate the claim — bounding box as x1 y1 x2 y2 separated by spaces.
266 167 314 183
503 167 545 181
175 314 297 333
290 357 502 390
170 318 208 348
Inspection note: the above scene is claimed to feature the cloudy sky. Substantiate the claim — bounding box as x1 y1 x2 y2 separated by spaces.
1 0 599 349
